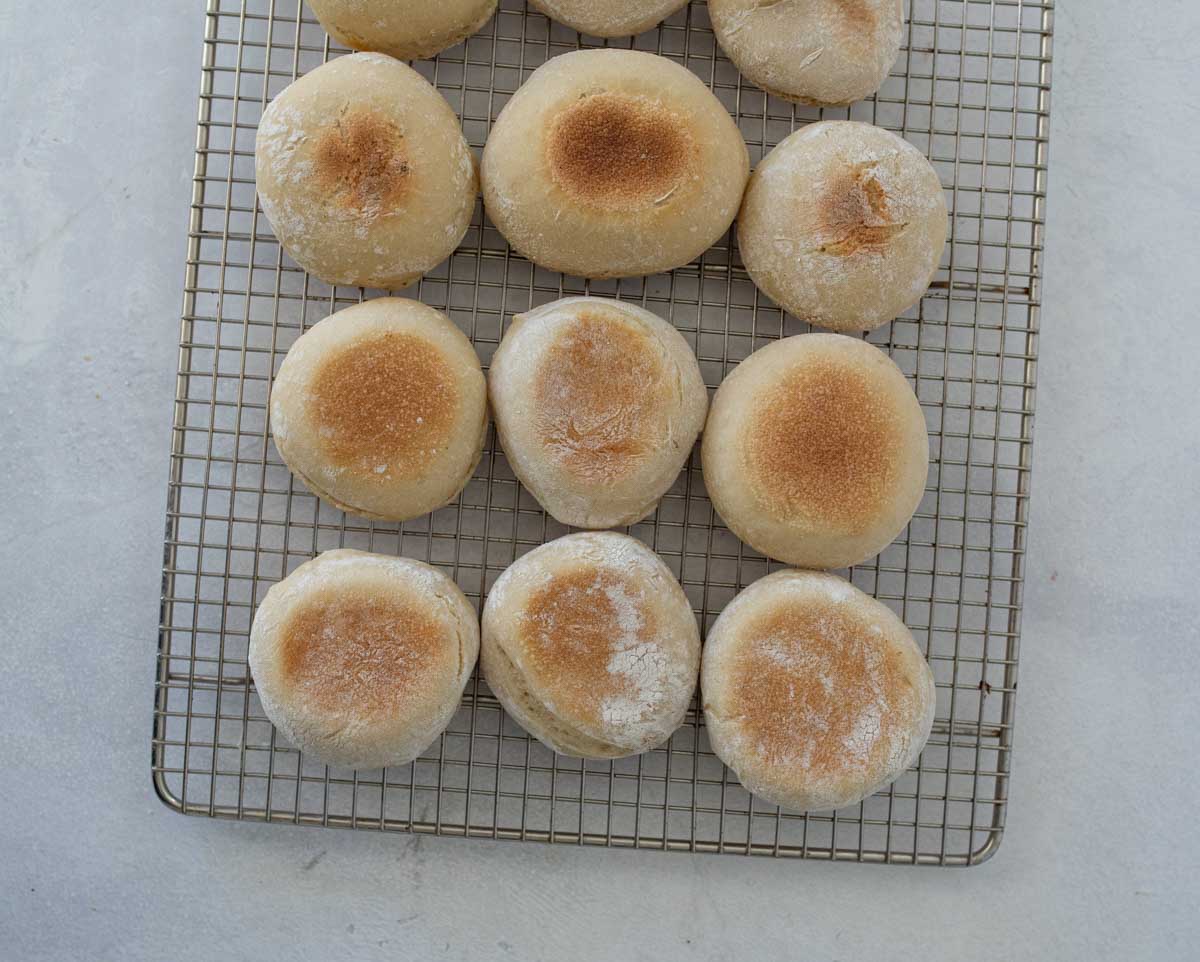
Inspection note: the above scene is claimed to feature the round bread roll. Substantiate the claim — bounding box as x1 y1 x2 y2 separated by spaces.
255 53 477 290
702 569 935 812
480 49 750 279
529 0 689 37
737 121 948 333
249 549 480 770
309 0 498 61
482 533 701 758
708 0 903 106
270 298 487 522
702 333 928 569
488 297 708 529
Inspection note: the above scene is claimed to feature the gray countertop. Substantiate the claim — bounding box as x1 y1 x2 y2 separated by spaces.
2 2 1197 959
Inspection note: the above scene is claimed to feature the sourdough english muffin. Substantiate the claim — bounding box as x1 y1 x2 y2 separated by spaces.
702 569 936 812
482 533 700 758
737 121 948 333
529 0 689 37
708 0 903 106
270 298 487 522
249 550 479 770
488 297 708 529
701 334 928 570
255 53 477 290
309 0 498 61
480 49 750 279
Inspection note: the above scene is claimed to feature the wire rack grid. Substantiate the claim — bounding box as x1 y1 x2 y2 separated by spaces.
153 0 1052 866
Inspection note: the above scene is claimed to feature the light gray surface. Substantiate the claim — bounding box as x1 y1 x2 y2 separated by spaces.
1 2 1197 960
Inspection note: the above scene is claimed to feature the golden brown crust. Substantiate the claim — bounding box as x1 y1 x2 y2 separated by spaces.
729 600 906 781
744 354 905 530
516 566 659 729
832 0 876 31
313 110 411 218
279 591 445 719
309 331 459 480
545 93 694 212
532 311 669 483
809 159 907 258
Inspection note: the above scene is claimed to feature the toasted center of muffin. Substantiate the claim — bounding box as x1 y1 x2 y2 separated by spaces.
310 331 459 480
811 159 908 257
314 109 411 216
731 601 909 779
533 311 669 483
279 590 445 719
545 93 693 212
744 357 904 530
831 0 878 31
517 566 665 729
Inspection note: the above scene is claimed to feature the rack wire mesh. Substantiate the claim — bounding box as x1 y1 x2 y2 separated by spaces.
153 0 1051 865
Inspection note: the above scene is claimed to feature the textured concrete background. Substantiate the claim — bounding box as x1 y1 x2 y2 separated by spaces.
2 2 1197 959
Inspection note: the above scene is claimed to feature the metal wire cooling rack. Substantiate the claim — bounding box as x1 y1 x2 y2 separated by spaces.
153 0 1052 866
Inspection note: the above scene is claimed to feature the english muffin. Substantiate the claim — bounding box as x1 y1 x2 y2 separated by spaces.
701 333 928 569
255 53 477 290
249 549 479 769
480 49 749 279
702 569 936 811
270 298 487 521
488 296 708 528
482 533 700 758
